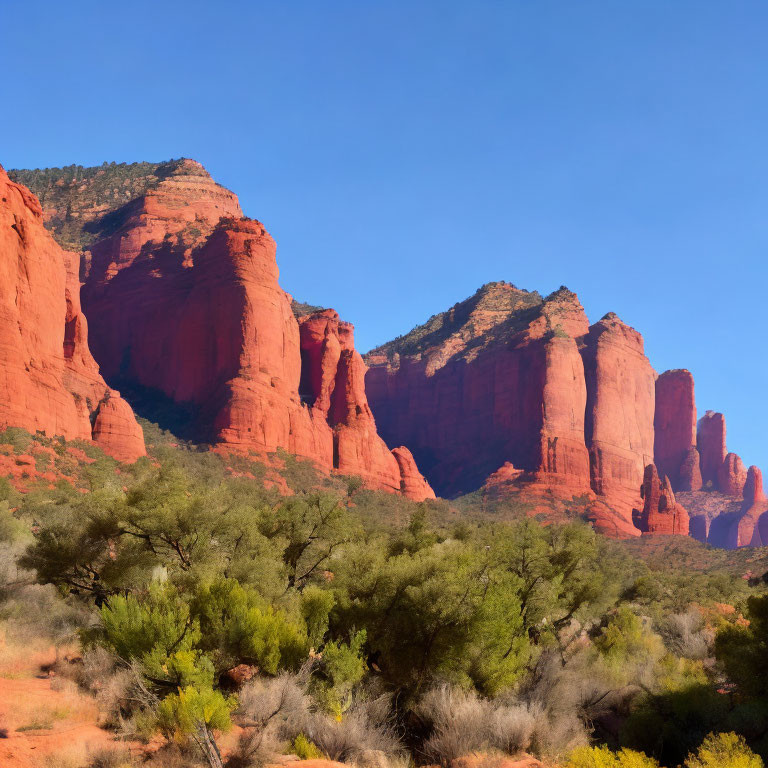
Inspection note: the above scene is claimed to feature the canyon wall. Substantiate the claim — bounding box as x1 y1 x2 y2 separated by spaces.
0 164 145 462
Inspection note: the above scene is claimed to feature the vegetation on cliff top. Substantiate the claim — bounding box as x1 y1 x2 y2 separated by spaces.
364 282 587 364
8 158 208 250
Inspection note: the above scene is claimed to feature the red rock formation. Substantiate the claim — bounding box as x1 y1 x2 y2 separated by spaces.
633 464 690 536
733 466 768 547
0 165 145 462
366 285 594 498
679 446 703 492
392 447 436 502
718 452 748 497
366 286 643 536
698 411 727 488
580 313 656 521
17 161 429 498
654 370 699 491
297 309 433 495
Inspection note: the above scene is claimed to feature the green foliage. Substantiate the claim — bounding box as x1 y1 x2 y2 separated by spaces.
685 732 764 768
291 733 325 760
716 596 768 700
593 607 664 685
300 585 335 649
157 684 236 736
315 630 367 716
621 684 730 766
0 427 33 454
193 578 307 674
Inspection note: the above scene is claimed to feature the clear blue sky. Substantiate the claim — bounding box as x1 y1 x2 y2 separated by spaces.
3 1 768 471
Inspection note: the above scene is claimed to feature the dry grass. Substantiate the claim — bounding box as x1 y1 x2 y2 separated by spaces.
304 696 403 764
660 609 714 660
417 685 540 765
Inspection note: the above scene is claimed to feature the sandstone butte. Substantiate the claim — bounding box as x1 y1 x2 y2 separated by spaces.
365 281 762 543
8 160 433 501
0 164 145 463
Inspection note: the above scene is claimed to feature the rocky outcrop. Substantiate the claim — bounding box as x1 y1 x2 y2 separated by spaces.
392 447 436 502
698 411 727 488
580 313 656 520
718 452 748 497
654 370 699 491
733 466 768 547
633 464 690 536
366 286 647 535
13 161 429 498
678 446 703 492
366 285 594 497
0 164 145 462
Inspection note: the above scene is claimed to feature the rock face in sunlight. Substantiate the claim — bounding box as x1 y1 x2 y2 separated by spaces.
633 464 690 536
580 312 656 525
0 165 145 462
654 369 699 491
10 160 431 499
367 282 762 543
365 284 649 536
698 411 727 488
11 157 763 540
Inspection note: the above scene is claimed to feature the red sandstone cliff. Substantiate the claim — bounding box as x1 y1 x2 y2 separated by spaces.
0 165 145 462
10 160 430 499
365 285 648 536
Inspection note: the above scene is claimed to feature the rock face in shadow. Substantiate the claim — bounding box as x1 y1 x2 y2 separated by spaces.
733 466 768 547
0 165 145 462
11 160 429 498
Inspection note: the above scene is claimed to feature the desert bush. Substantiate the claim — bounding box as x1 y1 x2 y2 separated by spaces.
660 609 714 660
231 670 314 765
290 733 324 760
565 745 660 767
87 745 135 768
417 685 540 764
303 696 402 763
684 732 764 768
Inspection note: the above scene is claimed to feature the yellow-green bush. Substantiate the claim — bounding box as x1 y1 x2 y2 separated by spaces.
684 732 763 768
566 745 660 768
